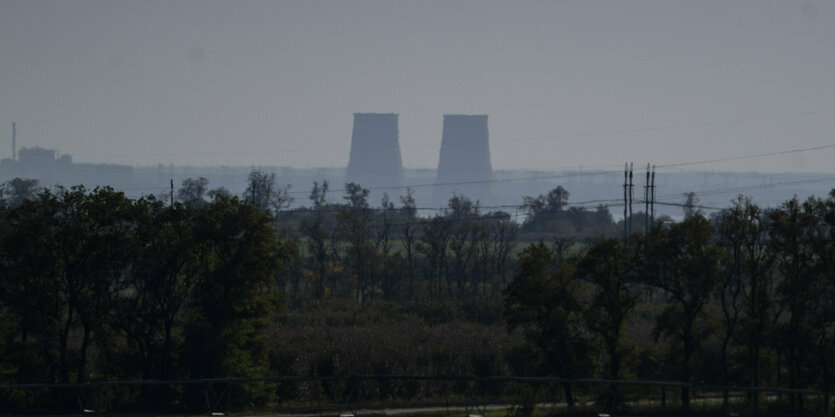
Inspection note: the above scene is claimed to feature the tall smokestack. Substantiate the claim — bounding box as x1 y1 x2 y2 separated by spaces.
12 122 16 161
346 113 404 198
435 114 493 202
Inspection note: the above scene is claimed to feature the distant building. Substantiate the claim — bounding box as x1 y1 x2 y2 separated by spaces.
345 113 404 201
0 146 133 190
434 114 493 203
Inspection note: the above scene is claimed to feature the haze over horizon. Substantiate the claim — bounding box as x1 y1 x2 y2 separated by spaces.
2 1 834 174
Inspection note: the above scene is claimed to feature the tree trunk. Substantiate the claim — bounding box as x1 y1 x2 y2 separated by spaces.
76 323 92 382
58 306 75 383
563 383 575 408
681 330 693 413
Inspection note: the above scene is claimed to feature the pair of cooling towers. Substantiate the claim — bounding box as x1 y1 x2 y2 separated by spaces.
345 113 493 199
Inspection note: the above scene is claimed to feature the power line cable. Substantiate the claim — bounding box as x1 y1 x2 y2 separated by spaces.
656 143 835 169
66 107 835 158
284 170 621 195
654 176 835 201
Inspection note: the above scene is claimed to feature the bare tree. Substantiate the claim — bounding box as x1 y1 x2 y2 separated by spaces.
400 188 419 298
338 183 374 301
375 193 396 299
244 168 293 214
420 216 452 299
300 181 332 299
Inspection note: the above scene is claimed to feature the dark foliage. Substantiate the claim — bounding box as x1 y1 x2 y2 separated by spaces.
0 176 833 415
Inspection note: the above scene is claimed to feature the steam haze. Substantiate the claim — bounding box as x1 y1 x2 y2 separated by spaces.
2 0 834 172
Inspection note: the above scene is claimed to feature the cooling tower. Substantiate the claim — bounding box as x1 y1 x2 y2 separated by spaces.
434 114 493 202
345 113 404 199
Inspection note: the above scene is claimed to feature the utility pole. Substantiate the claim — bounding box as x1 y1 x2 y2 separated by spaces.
12 122 16 161
628 162 634 235
645 163 650 234
650 165 656 224
623 163 628 240
170 179 174 205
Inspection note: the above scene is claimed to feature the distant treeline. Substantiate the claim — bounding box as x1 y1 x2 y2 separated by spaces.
0 172 833 415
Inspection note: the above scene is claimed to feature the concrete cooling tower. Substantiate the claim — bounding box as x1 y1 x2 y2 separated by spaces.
434 114 493 203
345 113 404 199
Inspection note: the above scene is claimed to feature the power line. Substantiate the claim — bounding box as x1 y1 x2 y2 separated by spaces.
491 108 835 145
656 143 835 169
284 170 621 195
66 107 835 158
654 176 835 201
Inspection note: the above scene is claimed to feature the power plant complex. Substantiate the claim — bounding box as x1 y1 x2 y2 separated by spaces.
5 114 498 205
4 120 834 220
345 113 494 204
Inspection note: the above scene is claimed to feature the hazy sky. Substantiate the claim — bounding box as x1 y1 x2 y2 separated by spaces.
2 0 834 172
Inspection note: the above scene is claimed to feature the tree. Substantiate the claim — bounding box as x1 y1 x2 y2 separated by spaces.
504 243 591 407
300 181 333 299
116 197 200 383
713 196 775 411
682 192 702 219
577 238 638 411
0 189 65 383
0 178 41 208
0 186 135 383
520 186 616 238
375 193 398 300
419 216 452 299
769 197 820 406
309 180 328 209
545 186 570 212
479 214 517 296
208 186 231 199
810 191 835 397
244 168 292 215
177 177 209 205
343 182 369 210
639 215 720 412
522 186 569 218
400 189 419 298
338 183 375 301
184 195 292 403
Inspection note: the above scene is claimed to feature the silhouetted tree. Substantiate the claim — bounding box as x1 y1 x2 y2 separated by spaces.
0 178 41 208
338 183 374 301
769 196 820 407
184 195 291 402
0 186 134 383
682 192 702 219
578 238 638 411
400 189 419 298
300 181 333 299
177 177 209 205
713 196 775 411
504 243 591 407
522 186 569 218
420 216 452 299
639 215 720 412
244 168 292 214
375 193 398 300
116 197 200 383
